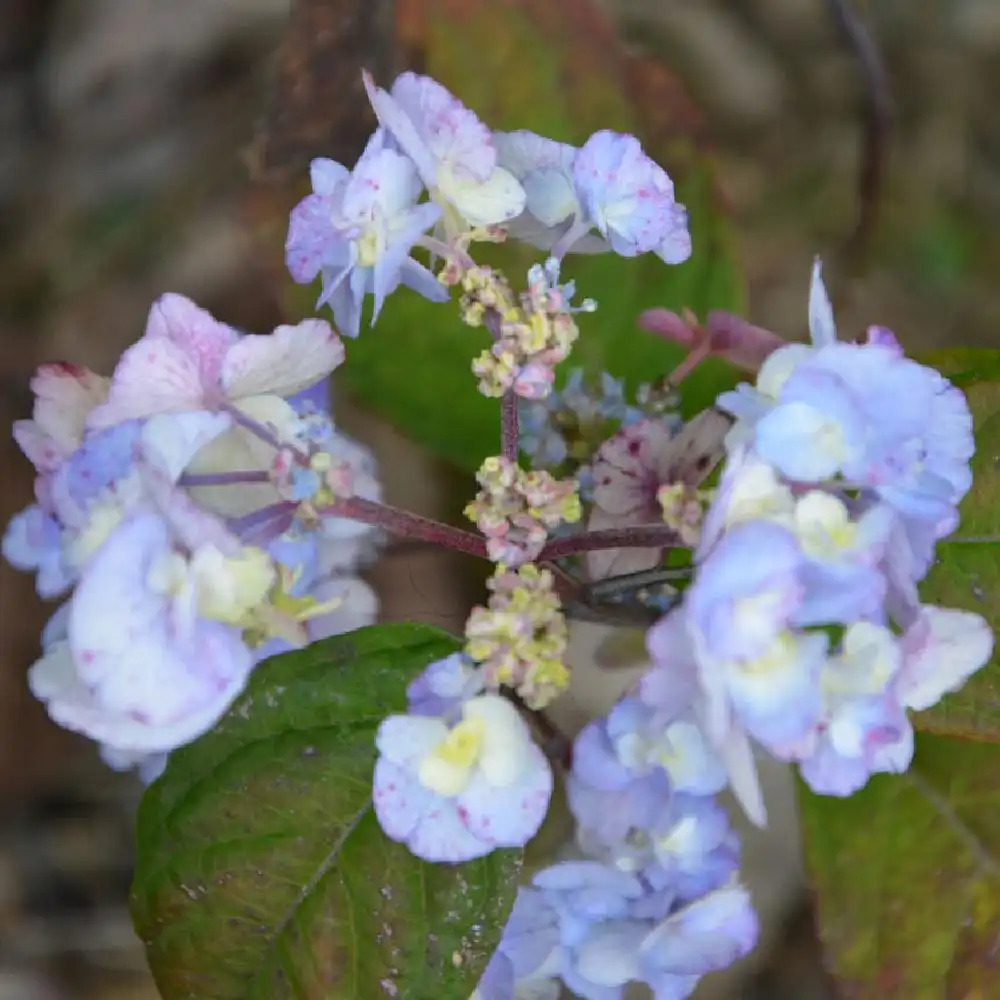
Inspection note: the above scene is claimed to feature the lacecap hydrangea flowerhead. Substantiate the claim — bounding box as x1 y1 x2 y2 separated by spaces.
4 65 994 1000
4 293 381 781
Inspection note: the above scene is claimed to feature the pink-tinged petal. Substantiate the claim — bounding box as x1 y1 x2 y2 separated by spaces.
14 363 110 470
30 638 250 754
88 339 206 428
408 800 491 862
286 193 343 284
373 758 434 842
67 516 250 725
145 294 238 384
65 516 174 672
221 319 344 400
898 607 993 711
343 145 422 220
363 71 437 186
654 203 692 264
376 714 448 768
389 71 495 182
12 419 64 473
650 409 728 488
592 419 675 515
457 744 553 848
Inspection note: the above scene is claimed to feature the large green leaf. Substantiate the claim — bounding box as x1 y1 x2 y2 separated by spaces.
277 0 744 472
800 732 1000 998
913 348 1000 739
130 624 521 1000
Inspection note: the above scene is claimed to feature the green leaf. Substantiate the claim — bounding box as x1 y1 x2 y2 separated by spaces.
913 348 1000 739
285 0 744 472
130 624 522 1000
800 732 1000 998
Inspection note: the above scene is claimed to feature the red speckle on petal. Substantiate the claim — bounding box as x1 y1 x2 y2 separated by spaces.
82 651 95 664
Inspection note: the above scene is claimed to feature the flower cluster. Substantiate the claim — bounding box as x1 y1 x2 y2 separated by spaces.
464 456 582 565
7 64 993 1000
586 411 727 579
464 564 571 709
474 686 757 1000
648 263 992 818
374 661 552 864
3 294 381 778
457 258 593 400
287 70 689 339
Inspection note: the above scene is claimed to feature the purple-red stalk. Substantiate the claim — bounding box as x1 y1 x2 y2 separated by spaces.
180 470 271 487
501 391 519 462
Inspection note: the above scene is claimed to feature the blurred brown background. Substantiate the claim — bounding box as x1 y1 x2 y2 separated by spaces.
2 0 999 996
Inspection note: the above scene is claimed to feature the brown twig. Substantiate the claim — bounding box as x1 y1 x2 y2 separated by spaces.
825 0 894 266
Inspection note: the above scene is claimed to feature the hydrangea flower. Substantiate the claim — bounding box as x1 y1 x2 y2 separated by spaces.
587 413 725 579
794 610 992 795
286 129 447 337
406 652 483 718
494 129 691 263
717 262 974 537
2 505 72 597
363 71 525 235
465 563 570 708
13 363 109 474
30 512 257 757
373 693 552 862
88 294 344 428
464 456 581 566
518 861 756 1000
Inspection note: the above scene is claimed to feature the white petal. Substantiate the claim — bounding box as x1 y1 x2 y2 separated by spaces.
221 320 344 400
444 166 526 228
363 72 437 186
900 607 993 711
808 256 837 347
376 714 448 768
464 694 532 786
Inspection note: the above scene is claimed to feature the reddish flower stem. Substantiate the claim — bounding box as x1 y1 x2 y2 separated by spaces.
325 497 489 559
540 524 681 560
180 470 271 487
322 501 680 564
501 391 519 462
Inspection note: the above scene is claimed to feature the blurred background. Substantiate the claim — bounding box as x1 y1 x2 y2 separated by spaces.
1 0 998 996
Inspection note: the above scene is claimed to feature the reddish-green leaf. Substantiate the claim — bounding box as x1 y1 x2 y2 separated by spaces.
914 349 1000 739
801 732 1000 999
130 624 520 1000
